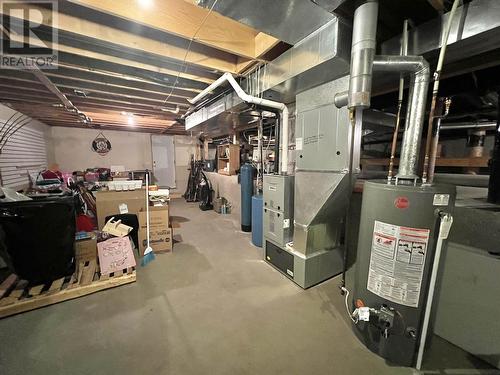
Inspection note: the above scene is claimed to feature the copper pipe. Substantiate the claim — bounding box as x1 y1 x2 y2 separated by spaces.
427 97 451 184
427 118 441 185
422 92 438 183
387 101 403 183
422 0 461 183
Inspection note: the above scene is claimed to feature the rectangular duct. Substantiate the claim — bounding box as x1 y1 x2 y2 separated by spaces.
246 18 351 102
381 0 500 63
185 17 350 133
196 0 335 45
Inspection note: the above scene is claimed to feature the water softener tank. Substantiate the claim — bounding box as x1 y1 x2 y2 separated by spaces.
352 181 455 367
240 164 254 232
251 194 263 247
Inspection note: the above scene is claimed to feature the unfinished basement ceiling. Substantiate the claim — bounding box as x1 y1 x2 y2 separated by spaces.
0 0 466 133
0 0 285 133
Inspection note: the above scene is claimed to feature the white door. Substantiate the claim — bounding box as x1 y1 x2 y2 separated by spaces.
151 135 176 188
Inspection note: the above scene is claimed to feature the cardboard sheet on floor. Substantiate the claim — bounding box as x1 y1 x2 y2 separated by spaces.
75 233 97 263
97 237 136 275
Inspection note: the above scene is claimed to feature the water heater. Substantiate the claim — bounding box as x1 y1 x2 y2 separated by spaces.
352 181 455 367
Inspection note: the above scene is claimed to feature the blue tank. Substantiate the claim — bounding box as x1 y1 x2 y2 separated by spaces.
240 163 254 232
251 194 263 247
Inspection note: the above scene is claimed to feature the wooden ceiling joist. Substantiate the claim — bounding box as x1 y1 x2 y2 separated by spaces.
0 69 197 100
67 0 278 59
17 3 239 74
3 100 183 120
3 31 214 88
0 0 286 134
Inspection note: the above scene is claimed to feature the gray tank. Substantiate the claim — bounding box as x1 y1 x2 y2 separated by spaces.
352 180 456 366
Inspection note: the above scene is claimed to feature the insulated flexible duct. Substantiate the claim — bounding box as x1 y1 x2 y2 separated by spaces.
372 56 430 180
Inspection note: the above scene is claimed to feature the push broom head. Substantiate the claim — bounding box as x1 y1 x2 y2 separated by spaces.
141 246 155 267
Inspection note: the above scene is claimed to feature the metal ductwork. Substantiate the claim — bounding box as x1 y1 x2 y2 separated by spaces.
348 0 378 110
195 0 335 45
185 17 350 134
337 0 430 181
381 0 500 63
188 73 290 174
372 56 430 180
244 18 351 103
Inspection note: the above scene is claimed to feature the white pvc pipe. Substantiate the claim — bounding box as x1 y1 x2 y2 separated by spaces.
189 73 289 174
433 0 461 94
415 213 453 370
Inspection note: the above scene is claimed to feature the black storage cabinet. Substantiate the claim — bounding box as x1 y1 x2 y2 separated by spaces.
0 196 76 285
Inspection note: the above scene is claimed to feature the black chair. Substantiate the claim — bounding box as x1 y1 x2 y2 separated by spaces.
104 214 139 249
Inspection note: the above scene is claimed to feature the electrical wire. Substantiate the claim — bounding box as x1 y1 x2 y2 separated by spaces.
163 0 220 105
341 287 359 324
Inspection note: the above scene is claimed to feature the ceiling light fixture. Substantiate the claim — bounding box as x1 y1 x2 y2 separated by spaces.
138 0 154 8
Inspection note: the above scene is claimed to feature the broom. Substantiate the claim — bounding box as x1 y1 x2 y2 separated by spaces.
141 172 155 266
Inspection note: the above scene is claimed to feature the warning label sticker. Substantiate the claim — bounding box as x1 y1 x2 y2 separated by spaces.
367 220 430 307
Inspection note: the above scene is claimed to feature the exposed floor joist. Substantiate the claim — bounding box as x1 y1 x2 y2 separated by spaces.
67 0 279 59
0 0 285 133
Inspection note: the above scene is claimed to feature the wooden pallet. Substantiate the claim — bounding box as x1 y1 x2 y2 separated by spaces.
0 260 136 319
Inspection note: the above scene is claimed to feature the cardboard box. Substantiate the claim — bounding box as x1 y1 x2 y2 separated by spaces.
95 189 146 229
138 205 169 230
97 236 136 275
138 227 172 254
75 234 97 263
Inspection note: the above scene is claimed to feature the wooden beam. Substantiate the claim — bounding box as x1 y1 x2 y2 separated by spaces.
0 90 186 116
69 0 271 58
6 31 214 86
46 67 198 98
361 157 490 168
235 33 281 74
255 32 280 58
7 101 182 119
55 80 190 106
5 3 238 74
236 58 257 75
62 89 188 108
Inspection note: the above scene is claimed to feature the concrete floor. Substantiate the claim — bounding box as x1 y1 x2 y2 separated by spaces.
0 199 484 374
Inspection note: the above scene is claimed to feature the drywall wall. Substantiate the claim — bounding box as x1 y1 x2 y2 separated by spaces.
50 127 197 192
51 126 153 172
205 172 241 213
0 104 54 189
173 135 197 193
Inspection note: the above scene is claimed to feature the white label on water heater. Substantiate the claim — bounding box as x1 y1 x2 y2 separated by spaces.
366 221 430 308
283 219 290 229
433 194 450 206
